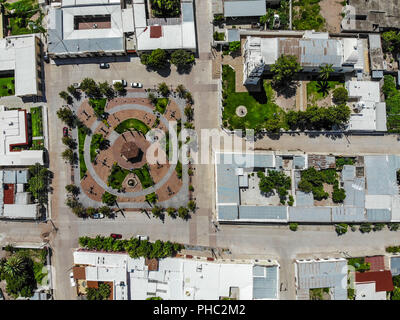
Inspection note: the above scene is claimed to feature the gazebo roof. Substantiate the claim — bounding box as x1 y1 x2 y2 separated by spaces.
120 141 140 160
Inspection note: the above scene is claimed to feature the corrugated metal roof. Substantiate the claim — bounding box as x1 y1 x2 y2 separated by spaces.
239 205 287 220
295 191 314 207
365 155 399 195
253 265 278 299
299 39 343 68
182 2 194 22
366 208 391 222
227 29 240 42
289 206 331 222
342 165 356 181
293 156 306 169
343 178 365 208
218 205 238 220
223 0 266 17
376 102 387 131
253 154 275 168
331 206 365 222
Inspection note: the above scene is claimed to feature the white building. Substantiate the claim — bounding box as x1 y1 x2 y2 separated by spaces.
0 34 42 96
72 250 280 300
243 32 364 85
345 80 387 132
0 106 43 166
133 0 196 52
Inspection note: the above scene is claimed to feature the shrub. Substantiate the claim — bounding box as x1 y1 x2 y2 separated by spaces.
373 223 385 232
359 223 372 233
335 223 348 235
332 87 348 105
289 223 298 231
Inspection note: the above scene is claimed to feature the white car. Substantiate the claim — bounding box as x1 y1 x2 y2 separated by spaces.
136 235 149 241
112 80 127 87
131 82 143 88
69 272 76 287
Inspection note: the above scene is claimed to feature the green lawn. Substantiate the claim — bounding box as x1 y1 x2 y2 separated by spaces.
175 161 182 179
0 77 15 97
307 81 343 102
30 106 43 137
90 133 104 163
221 65 283 130
78 127 87 179
133 164 154 189
89 98 107 118
108 163 130 190
115 118 150 135
155 98 169 114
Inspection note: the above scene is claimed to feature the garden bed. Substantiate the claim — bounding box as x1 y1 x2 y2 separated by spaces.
78 127 87 179
155 98 169 114
30 106 43 137
133 164 154 189
89 98 107 118
114 118 150 135
0 77 15 97
108 163 130 190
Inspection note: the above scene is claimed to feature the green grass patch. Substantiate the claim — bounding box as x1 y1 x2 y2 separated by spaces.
306 81 343 102
89 98 107 118
30 106 43 137
175 161 182 179
155 98 169 114
90 134 104 163
114 118 150 135
133 164 154 189
108 163 130 190
293 0 325 31
221 65 283 130
0 77 15 97
78 126 88 179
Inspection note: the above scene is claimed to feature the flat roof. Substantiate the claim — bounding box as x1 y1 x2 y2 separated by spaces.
223 0 266 17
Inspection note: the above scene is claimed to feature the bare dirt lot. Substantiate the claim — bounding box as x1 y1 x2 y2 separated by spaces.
320 0 344 33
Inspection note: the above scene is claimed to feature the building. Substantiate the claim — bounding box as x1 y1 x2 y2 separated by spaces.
368 34 384 79
72 250 280 300
355 270 393 300
295 258 348 300
212 0 280 17
0 34 43 97
0 106 44 166
215 152 400 224
390 256 400 276
243 31 364 85
47 0 126 58
341 0 400 32
0 169 39 220
345 80 387 132
133 0 197 52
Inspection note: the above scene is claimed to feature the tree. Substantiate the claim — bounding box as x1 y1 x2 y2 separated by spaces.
319 64 334 81
141 49 169 69
59 91 71 104
99 81 115 100
270 55 301 87
176 85 187 98
228 41 241 54
259 8 274 29
373 223 385 232
62 136 76 149
65 184 80 197
332 186 346 203
332 87 348 105
170 50 195 71
147 92 158 105
166 207 176 218
185 91 193 105
158 82 170 97
57 107 76 127
177 206 189 220
187 200 196 212
62 148 75 164
102 192 117 206
145 192 157 204
80 78 100 98
335 223 348 235
87 283 111 300
113 81 125 95
99 206 114 218
150 0 181 17
388 223 400 231
359 223 372 233
151 205 164 218
27 163 50 205
67 85 79 99
184 106 194 122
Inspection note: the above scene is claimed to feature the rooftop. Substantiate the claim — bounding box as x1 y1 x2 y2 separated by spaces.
355 270 394 292
223 0 267 18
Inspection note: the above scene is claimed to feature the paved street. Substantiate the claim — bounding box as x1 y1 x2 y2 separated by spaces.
2 0 400 301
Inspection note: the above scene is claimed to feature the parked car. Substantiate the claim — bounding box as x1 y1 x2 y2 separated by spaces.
43 53 50 63
100 63 110 69
131 82 143 88
112 80 127 87
69 272 75 287
63 127 69 137
136 235 149 241
72 82 81 89
91 213 104 219
110 233 122 239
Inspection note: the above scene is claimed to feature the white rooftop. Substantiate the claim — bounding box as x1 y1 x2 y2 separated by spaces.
355 282 387 300
0 35 39 96
3 204 38 219
0 106 43 166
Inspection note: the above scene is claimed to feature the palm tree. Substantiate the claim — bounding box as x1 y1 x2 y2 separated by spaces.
3 255 25 277
319 64 334 81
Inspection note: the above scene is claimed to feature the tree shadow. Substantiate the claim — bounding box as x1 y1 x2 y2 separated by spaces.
273 81 299 99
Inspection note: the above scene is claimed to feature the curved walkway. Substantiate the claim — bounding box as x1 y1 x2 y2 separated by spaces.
84 103 177 198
